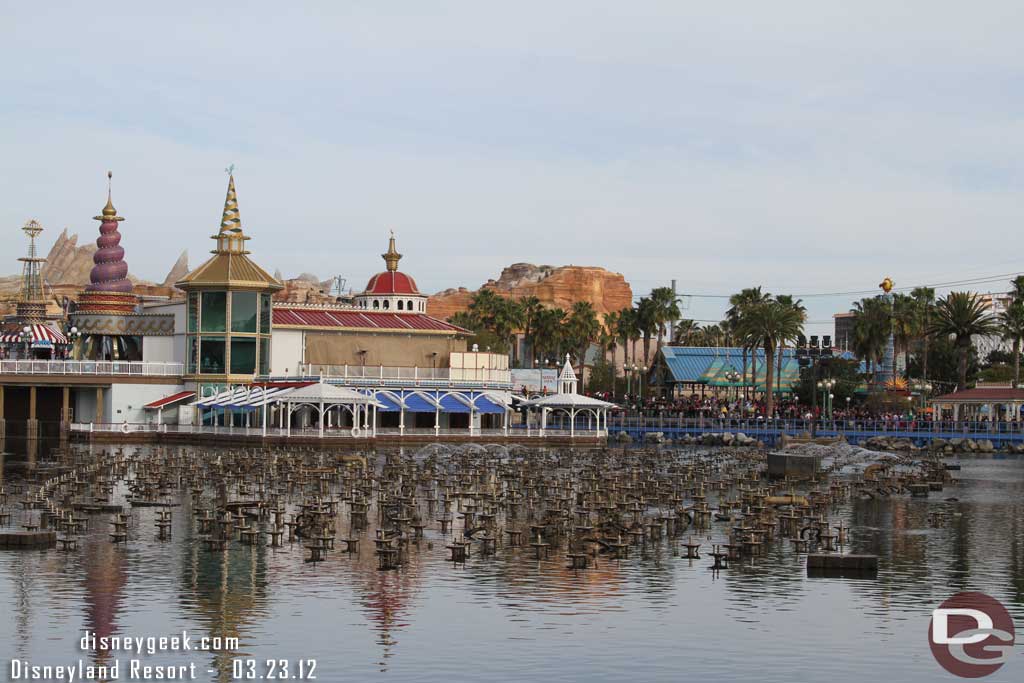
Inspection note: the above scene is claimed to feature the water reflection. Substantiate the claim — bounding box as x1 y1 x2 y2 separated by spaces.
0 444 1021 682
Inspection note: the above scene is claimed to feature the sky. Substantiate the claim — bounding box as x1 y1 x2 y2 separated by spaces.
2 1 1023 335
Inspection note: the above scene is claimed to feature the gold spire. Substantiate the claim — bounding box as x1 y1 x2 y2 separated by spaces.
220 173 243 234
94 171 123 222
382 230 402 272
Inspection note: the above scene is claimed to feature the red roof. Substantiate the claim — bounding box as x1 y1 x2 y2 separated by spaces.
932 387 1024 402
143 391 195 410
364 271 419 295
273 306 469 334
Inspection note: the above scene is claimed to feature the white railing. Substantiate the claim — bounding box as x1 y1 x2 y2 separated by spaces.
0 360 184 377
290 364 512 385
70 423 600 439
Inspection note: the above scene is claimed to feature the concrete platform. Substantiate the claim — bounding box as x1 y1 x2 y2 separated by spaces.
0 531 58 549
807 553 878 577
767 451 821 479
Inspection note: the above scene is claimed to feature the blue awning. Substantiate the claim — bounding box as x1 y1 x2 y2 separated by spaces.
439 394 471 413
473 396 507 414
402 393 438 413
374 394 402 412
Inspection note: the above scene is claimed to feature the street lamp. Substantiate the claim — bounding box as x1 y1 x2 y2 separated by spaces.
67 325 83 360
19 325 32 359
639 366 647 402
817 378 836 418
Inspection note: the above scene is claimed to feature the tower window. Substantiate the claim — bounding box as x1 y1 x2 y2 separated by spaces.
397 300 404 310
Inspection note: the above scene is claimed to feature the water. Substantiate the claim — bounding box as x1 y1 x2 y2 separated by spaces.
0 444 1022 682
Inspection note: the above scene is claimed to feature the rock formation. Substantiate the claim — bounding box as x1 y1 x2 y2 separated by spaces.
428 263 633 322
161 251 189 288
41 228 97 285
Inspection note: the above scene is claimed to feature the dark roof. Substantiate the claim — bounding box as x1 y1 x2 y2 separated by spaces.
932 387 1024 403
273 306 468 334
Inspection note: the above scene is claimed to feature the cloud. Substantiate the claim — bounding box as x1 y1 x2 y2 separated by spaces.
2 1 1023 334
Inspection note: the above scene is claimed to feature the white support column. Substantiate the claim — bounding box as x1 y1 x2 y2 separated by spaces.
319 400 324 438
503 408 509 436
262 400 267 437
434 406 440 436
400 404 405 435
372 402 377 437
570 409 576 437
541 408 547 436
286 402 292 437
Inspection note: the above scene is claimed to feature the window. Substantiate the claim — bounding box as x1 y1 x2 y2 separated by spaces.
259 337 270 375
231 291 257 333
408 300 413 311
383 300 390 309
200 336 226 374
201 292 227 332
260 294 272 333
187 293 199 333
397 300 404 310
230 338 257 374
373 300 379 309
186 336 198 373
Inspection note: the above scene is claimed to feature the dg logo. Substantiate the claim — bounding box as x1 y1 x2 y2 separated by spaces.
929 591 1016 678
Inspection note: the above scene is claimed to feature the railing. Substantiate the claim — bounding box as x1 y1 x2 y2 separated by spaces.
608 415 1024 437
276 364 512 386
70 422 602 439
0 360 184 376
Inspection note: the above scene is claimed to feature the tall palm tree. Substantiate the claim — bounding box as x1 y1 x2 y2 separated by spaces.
615 307 636 370
636 297 659 367
1009 276 1024 302
565 301 600 392
1000 301 1024 388
519 296 544 368
852 296 890 389
672 319 700 345
774 295 805 395
930 291 997 390
603 310 621 366
727 287 771 396
532 307 565 365
891 293 917 381
910 286 936 382
743 299 804 417
650 286 681 358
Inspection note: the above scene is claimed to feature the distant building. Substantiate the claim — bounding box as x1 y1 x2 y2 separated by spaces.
833 312 855 353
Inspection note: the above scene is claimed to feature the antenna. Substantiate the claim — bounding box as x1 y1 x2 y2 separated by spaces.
332 276 347 297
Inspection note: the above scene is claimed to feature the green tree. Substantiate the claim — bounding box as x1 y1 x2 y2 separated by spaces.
910 286 936 384
891 293 917 381
635 297 659 367
930 291 997 390
519 296 544 368
774 295 806 395
743 298 804 417
649 286 681 358
851 296 890 389
532 307 566 365
672 319 700 345
727 286 771 394
615 307 636 370
565 301 600 392
999 301 1024 387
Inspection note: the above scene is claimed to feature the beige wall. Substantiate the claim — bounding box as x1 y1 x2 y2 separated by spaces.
304 331 467 367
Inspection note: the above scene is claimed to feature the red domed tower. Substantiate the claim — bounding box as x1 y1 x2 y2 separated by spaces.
355 233 428 313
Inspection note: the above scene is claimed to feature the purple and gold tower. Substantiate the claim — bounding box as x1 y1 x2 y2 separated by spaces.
77 172 138 316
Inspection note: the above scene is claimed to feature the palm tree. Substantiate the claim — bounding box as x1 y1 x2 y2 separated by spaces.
602 311 621 366
532 307 565 365
635 297 659 367
910 286 936 382
615 307 636 370
852 296 890 389
519 296 544 368
1010 276 1024 302
727 287 771 396
891 293 917 381
565 301 600 392
930 291 997 390
774 295 805 395
743 299 804 417
1000 301 1024 388
649 286 681 358
672 319 700 345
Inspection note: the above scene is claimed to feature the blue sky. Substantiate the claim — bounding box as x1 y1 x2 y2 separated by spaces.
2 1 1023 335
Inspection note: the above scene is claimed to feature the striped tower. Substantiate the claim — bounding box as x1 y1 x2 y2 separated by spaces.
77 173 138 315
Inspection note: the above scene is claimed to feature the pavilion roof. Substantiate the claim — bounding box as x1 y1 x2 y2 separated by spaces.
931 387 1024 403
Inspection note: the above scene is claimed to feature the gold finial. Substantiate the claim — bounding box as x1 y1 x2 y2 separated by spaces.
382 230 402 272
94 171 123 222
219 172 243 234
879 277 894 294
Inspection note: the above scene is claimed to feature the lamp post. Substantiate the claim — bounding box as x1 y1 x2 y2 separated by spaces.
639 365 647 402
67 326 82 360
20 325 32 360
817 378 836 419
724 369 741 403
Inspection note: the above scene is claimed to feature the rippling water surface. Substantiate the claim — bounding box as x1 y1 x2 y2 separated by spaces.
0 444 1022 682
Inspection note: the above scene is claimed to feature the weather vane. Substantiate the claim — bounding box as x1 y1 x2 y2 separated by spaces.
225 163 235 175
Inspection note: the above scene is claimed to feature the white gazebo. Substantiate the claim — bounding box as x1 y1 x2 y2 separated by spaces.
524 355 615 437
277 381 382 437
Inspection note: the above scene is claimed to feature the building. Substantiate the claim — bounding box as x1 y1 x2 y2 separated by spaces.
833 312 855 353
